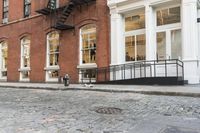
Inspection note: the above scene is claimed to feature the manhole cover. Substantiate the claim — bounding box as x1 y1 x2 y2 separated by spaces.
95 107 122 114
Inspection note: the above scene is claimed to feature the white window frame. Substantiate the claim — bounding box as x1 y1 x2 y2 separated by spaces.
19 37 30 82
155 5 182 60
45 31 60 82
78 24 97 83
0 41 7 80
124 10 146 62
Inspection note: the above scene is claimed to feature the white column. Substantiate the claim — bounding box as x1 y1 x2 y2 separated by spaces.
110 13 125 65
145 4 156 60
182 0 199 84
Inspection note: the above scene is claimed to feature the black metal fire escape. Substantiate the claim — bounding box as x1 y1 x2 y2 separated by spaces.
36 0 96 30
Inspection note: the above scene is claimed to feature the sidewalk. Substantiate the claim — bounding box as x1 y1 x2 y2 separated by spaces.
0 82 199 97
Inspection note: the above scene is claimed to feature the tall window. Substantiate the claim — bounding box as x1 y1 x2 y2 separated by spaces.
46 31 59 81
125 11 146 62
24 0 31 17
0 41 8 79
156 6 181 60
20 37 30 81
80 24 96 64
2 0 9 24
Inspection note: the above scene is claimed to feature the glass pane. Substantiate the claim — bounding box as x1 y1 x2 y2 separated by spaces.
21 38 30 68
125 12 145 31
21 71 30 79
48 31 59 66
157 32 166 60
81 24 96 64
157 7 180 26
81 69 96 79
1 42 8 69
136 34 146 61
49 53 59 66
125 36 135 61
2 71 7 77
171 29 182 59
48 70 59 78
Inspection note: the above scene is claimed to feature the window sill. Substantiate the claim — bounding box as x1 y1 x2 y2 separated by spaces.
77 63 97 69
44 66 60 71
20 78 30 82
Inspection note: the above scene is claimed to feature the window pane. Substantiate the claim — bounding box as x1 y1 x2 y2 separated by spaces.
21 38 30 68
2 71 7 77
48 31 59 66
171 29 182 59
21 71 30 79
125 36 135 61
157 7 180 26
81 69 96 79
81 24 96 64
1 42 8 69
48 70 59 78
136 34 146 61
157 32 166 60
125 12 145 31
49 53 59 66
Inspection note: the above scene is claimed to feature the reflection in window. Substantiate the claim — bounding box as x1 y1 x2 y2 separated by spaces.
157 32 166 60
125 12 145 31
157 6 180 26
0 41 8 78
171 29 182 59
81 69 96 79
47 31 59 66
81 24 96 64
125 34 146 61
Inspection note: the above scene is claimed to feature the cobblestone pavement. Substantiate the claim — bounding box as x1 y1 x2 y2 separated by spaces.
0 88 200 133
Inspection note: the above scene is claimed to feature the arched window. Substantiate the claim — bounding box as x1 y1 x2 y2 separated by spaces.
0 41 8 79
80 24 96 64
79 24 97 83
45 31 59 82
20 37 30 81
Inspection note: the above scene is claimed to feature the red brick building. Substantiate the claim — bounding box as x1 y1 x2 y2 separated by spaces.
0 0 110 83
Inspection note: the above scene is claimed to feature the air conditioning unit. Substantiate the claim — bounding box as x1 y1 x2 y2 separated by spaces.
2 18 8 24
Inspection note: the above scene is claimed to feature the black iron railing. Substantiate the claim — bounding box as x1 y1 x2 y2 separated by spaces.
78 59 184 84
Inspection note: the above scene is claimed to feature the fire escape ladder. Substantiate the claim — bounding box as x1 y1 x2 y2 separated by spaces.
36 0 96 30
52 2 75 30
36 0 57 15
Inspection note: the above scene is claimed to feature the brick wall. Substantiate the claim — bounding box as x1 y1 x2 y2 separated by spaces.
0 0 110 83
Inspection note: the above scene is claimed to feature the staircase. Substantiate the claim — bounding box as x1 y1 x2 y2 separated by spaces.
52 2 75 30
36 0 96 30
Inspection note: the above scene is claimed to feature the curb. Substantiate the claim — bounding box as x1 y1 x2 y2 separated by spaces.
0 85 200 98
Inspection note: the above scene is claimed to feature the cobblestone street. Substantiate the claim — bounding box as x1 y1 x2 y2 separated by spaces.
0 88 200 133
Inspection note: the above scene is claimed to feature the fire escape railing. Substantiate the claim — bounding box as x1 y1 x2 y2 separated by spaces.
78 59 184 84
36 0 96 30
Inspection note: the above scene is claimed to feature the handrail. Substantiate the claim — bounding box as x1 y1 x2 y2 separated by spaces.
78 59 184 84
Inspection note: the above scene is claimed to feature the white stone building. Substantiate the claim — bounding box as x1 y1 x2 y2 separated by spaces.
107 0 200 84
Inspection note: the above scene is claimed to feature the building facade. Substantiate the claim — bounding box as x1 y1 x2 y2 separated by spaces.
108 0 200 84
0 0 110 83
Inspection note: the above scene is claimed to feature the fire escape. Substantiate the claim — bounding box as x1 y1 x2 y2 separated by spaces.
36 0 96 30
